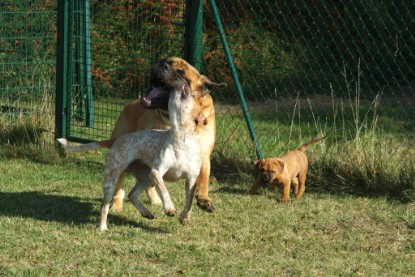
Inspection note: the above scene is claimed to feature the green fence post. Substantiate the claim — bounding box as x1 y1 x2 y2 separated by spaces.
84 0 94 127
75 0 85 121
208 0 263 160
184 0 203 71
55 0 70 139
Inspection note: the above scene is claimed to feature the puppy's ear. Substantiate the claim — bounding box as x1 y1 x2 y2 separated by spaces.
274 159 285 173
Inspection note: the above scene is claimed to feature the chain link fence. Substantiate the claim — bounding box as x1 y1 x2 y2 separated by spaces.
203 0 415 162
0 0 56 141
55 0 188 142
1 1 414 164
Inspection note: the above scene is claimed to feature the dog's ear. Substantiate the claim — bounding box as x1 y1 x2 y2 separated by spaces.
200 75 227 91
274 159 285 173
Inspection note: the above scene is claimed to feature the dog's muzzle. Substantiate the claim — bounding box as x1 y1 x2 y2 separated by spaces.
140 86 170 109
262 173 271 184
141 61 180 109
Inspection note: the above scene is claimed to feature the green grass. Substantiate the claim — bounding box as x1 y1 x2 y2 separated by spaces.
0 147 414 276
0 83 414 275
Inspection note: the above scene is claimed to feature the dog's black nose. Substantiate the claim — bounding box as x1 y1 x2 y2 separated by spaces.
262 173 270 183
160 61 170 71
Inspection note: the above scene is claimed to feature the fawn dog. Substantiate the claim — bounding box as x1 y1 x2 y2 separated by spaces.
108 57 225 213
248 137 326 202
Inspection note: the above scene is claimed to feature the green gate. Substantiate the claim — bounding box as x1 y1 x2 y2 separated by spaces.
56 0 189 144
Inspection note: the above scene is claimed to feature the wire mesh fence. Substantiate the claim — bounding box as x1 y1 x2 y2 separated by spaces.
59 0 187 142
203 0 415 161
0 1 56 126
1 0 414 164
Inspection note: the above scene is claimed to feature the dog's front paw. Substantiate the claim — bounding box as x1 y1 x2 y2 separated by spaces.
98 225 108 232
196 197 215 213
165 208 177 217
141 212 155 220
179 212 191 225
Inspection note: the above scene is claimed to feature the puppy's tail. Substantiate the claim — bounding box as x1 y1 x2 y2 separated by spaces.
57 138 114 152
298 136 326 152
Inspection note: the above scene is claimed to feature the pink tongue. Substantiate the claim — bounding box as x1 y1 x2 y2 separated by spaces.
142 86 167 106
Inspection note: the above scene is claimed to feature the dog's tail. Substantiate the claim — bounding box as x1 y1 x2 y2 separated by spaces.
298 136 326 152
57 138 114 152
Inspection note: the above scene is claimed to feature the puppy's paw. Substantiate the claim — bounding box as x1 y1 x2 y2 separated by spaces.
196 198 215 213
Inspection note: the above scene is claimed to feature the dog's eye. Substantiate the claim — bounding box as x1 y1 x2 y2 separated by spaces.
177 68 185 75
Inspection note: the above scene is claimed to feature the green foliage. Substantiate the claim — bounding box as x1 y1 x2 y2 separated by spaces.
88 0 185 98
203 0 415 99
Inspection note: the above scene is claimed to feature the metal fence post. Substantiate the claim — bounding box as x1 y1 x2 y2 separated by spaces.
84 0 94 127
184 0 203 71
55 0 70 139
208 0 263 160
75 0 85 122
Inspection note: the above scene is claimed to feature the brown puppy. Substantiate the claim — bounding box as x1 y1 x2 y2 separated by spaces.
248 137 326 202
110 57 226 212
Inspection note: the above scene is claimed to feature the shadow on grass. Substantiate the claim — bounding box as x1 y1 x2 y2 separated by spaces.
0 191 169 233
211 153 253 195
0 191 95 224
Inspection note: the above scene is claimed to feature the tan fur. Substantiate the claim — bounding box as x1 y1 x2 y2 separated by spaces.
248 137 326 202
73 57 225 212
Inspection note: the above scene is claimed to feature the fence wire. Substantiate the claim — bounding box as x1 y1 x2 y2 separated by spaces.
0 1 56 123
1 1 414 163
65 0 186 142
203 0 415 159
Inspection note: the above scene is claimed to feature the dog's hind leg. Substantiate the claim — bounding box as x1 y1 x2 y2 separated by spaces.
111 173 126 212
99 160 127 231
99 180 117 232
145 186 163 206
128 171 155 220
195 157 214 212
99 202 111 231
179 177 197 225
292 177 299 195
295 172 306 200
149 169 176 216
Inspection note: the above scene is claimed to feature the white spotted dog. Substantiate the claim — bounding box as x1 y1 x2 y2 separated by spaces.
58 80 202 231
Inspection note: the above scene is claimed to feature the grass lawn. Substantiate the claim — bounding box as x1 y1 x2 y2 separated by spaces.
0 145 414 276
